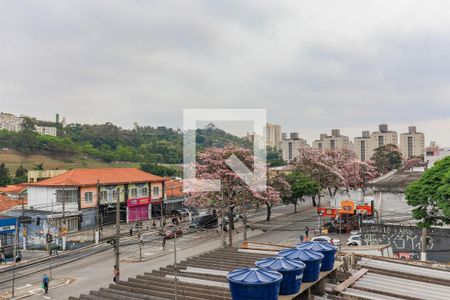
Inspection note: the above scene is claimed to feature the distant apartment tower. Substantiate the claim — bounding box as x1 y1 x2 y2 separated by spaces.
369 124 398 150
280 132 309 162
312 129 351 150
264 123 282 150
400 126 425 159
354 131 371 161
35 126 57 136
0 113 24 132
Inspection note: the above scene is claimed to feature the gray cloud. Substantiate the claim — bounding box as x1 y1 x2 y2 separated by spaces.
0 0 449 145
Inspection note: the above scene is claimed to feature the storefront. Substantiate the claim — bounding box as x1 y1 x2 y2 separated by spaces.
127 197 151 223
0 217 17 259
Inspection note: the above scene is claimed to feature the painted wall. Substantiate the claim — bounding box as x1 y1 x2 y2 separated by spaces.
374 191 412 222
150 182 163 200
27 186 79 213
99 184 126 205
127 183 149 199
361 224 450 263
80 186 98 209
80 208 97 229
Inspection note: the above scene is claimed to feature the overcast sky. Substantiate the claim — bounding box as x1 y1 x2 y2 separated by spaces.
1 0 450 146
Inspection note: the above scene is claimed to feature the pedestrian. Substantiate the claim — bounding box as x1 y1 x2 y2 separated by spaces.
129 228 133 236
113 265 119 283
42 274 49 294
305 226 309 240
0 253 5 264
162 236 166 250
15 252 21 263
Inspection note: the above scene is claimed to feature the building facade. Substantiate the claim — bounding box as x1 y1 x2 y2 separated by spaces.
0 113 23 132
399 126 425 159
264 123 282 150
280 132 309 163
354 131 371 161
312 129 351 150
35 126 57 136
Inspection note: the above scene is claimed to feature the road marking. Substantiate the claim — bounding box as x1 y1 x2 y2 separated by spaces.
16 284 32 290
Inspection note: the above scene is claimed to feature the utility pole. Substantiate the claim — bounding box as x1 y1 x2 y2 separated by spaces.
420 227 427 261
173 226 178 300
115 188 121 282
11 218 18 298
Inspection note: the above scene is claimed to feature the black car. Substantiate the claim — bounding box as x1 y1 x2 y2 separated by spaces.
189 214 218 229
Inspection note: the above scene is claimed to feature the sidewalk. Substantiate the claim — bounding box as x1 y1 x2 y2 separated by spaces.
0 277 73 300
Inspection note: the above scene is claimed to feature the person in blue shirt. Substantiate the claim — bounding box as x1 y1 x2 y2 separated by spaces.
42 274 49 294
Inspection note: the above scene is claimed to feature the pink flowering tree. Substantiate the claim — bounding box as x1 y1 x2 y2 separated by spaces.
185 145 286 243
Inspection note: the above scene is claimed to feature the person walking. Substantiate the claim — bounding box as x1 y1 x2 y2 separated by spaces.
113 265 119 283
42 274 49 294
304 226 309 241
129 228 133 236
162 236 166 250
0 253 5 264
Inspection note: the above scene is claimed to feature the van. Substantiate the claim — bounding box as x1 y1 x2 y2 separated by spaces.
189 214 218 229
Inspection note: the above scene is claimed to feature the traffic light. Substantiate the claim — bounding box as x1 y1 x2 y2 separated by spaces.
107 239 116 248
79 214 84 223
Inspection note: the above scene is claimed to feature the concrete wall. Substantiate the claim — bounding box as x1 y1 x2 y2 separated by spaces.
361 224 450 263
27 186 79 213
80 186 98 209
374 191 412 222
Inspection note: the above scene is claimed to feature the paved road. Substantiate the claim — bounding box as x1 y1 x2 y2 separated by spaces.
1 201 340 299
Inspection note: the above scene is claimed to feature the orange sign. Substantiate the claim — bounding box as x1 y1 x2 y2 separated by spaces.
340 200 355 214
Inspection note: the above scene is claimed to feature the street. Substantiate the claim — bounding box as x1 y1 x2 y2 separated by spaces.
0 200 342 299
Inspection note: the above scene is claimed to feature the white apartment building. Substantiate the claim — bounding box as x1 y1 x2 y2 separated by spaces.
35 126 57 136
0 113 24 132
280 132 309 162
399 126 425 159
354 131 371 161
264 123 282 150
312 129 351 150
353 124 398 161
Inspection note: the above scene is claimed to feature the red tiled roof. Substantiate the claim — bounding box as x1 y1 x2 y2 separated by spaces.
27 168 167 187
0 184 26 194
165 180 184 199
0 195 19 212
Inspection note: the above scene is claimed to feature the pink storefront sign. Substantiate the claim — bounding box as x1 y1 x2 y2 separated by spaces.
127 197 151 207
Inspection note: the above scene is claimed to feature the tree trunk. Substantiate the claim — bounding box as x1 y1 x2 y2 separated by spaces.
333 187 338 197
312 196 317 207
243 208 248 241
228 209 233 247
266 202 272 221
294 201 297 213
328 187 333 197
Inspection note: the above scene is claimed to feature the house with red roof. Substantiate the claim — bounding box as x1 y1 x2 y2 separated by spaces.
26 168 167 232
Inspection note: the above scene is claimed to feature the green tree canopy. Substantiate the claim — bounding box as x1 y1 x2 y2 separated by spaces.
371 144 403 174
285 171 320 211
13 164 28 184
405 156 450 228
0 163 11 187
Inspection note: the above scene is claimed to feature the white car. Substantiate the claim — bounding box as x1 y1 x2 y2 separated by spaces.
347 235 362 246
311 236 341 246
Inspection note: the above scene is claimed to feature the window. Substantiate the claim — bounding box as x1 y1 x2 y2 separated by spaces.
141 187 148 197
84 192 93 203
153 186 160 196
99 191 108 202
130 188 138 198
330 140 335 150
112 189 120 201
56 190 78 203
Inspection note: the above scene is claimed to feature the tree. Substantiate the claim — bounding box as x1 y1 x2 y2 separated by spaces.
262 173 291 221
33 163 45 171
13 164 28 184
371 144 403 174
402 156 426 171
267 148 286 167
140 163 181 177
286 172 320 212
0 163 11 187
406 156 450 228
185 145 283 244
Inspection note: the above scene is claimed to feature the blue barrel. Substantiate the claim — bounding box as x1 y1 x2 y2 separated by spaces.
227 268 283 300
255 256 306 295
296 241 337 271
278 248 324 282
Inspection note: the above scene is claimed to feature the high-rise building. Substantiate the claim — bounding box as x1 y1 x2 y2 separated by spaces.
369 124 398 151
312 129 351 150
400 126 425 159
264 123 282 150
354 131 371 161
280 132 309 162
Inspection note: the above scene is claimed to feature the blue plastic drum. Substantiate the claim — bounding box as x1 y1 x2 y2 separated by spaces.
296 241 337 271
255 256 306 295
278 248 324 282
227 267 282 300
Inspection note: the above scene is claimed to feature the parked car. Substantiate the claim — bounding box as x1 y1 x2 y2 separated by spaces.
163 224 183 239
350 230 361 236
189 214 218 229
311 236 341 246
347 235 362 246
